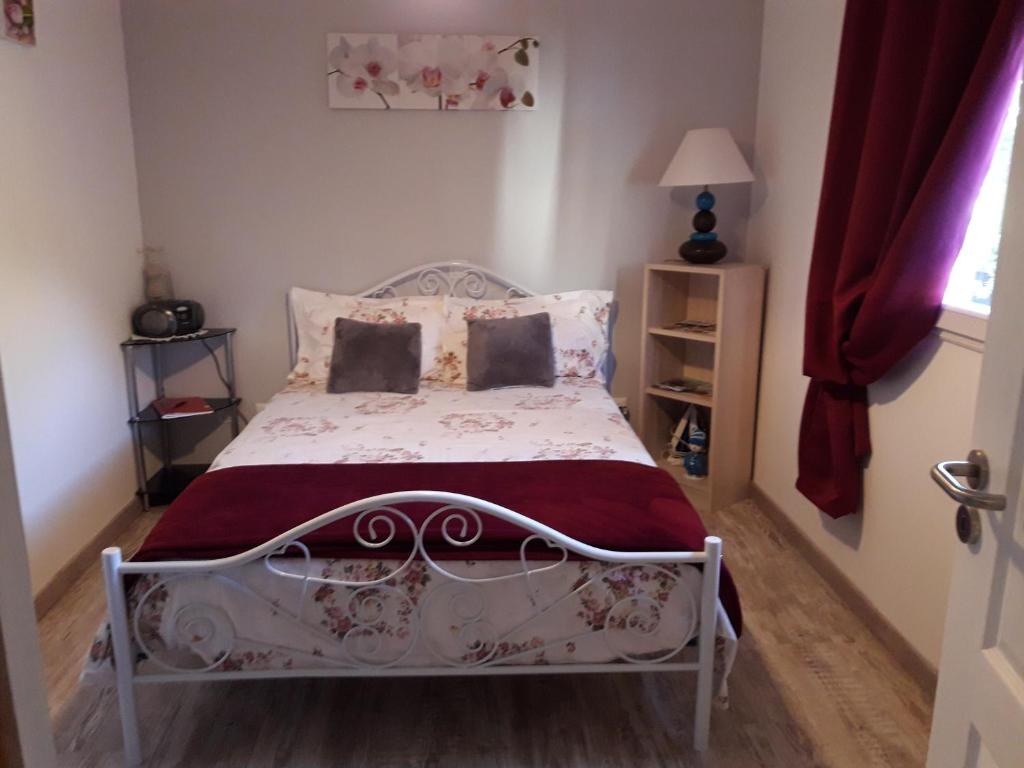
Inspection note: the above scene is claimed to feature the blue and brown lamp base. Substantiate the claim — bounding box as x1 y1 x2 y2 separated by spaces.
679 186 728 264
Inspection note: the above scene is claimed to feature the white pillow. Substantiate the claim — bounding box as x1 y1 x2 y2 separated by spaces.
289 287 445 383
440 290 614 382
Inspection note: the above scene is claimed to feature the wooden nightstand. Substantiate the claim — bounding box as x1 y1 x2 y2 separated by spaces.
638 262 765 512
121 328 240 508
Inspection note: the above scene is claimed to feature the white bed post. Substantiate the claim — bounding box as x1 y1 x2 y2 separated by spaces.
102 547 142 766
693 535 722 752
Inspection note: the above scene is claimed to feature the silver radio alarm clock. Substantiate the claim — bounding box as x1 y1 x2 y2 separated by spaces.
131 300 205 338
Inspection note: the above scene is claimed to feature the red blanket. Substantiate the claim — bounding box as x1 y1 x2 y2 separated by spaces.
134 461 741 633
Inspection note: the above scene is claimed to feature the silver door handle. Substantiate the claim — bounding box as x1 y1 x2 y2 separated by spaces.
930 452 1006 511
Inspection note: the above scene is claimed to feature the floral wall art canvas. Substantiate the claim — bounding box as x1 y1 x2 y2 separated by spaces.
3 0 34 45
327 34 538 111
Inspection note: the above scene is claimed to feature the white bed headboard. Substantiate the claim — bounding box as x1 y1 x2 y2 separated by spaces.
286 261 616 386
361 261 535 301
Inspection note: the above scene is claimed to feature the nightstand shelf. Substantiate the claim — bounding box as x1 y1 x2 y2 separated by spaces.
131 396 241 424
121 327 236 347
639 262 765 512
142 464 210 507
121 328 239 508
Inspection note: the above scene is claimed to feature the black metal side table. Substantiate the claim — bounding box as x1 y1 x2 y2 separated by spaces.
121 328 240 508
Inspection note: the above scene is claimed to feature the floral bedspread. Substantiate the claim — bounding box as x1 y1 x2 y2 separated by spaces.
211 378 651 469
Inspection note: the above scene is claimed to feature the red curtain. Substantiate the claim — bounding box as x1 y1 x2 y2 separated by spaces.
797 0 1024 518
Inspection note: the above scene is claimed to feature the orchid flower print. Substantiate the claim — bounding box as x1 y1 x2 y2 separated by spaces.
328 34 538 111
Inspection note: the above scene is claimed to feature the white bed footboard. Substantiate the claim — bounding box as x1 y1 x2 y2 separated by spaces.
102 491 722 765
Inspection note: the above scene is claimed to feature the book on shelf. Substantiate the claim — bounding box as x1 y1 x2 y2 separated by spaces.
654 377 712 396
663 319 716 334
151 396 214 419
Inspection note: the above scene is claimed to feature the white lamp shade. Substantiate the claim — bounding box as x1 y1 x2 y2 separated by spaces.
658 127 754 187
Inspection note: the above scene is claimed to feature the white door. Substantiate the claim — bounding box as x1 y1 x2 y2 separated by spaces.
926 116 1024 765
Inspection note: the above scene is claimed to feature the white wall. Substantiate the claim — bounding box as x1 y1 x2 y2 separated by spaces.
0 1 143 592
119 0 764 424
748 0 981 666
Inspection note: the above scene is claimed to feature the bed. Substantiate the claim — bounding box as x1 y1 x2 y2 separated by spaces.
94 262 740 765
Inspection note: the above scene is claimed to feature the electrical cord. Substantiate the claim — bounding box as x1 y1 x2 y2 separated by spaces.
202 339 249 426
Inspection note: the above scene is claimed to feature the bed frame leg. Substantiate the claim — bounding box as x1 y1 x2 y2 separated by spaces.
693 535 721 753
102 547 143 766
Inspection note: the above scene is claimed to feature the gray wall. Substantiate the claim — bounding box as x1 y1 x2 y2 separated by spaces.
121 0 764 423
0 0 143 591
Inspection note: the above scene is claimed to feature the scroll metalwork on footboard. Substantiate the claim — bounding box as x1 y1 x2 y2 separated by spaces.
102 491 722 765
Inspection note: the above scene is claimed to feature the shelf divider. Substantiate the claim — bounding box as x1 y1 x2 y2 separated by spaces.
645 386 714 409
647 326 717 344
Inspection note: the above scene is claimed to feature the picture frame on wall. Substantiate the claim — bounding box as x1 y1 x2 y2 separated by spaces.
327 33 539 111
3 0 34 45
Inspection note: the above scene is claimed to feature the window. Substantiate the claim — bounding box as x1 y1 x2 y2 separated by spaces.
942 79 1022 316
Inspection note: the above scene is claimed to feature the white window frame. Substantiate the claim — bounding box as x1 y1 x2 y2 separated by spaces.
936 79 1023 352
935 306 987 352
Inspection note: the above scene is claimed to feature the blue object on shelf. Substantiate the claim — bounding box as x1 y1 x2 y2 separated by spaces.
684 452 708 478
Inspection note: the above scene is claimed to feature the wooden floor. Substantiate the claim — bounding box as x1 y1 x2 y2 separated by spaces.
40 500 933 767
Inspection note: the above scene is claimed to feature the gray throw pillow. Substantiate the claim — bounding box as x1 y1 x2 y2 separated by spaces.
466 312 555 391
327 317 421 394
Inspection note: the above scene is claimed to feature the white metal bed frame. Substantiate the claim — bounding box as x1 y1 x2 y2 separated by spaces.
101 262 722 765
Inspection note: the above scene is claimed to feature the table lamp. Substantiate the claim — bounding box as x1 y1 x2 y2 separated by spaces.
659 127 754 263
